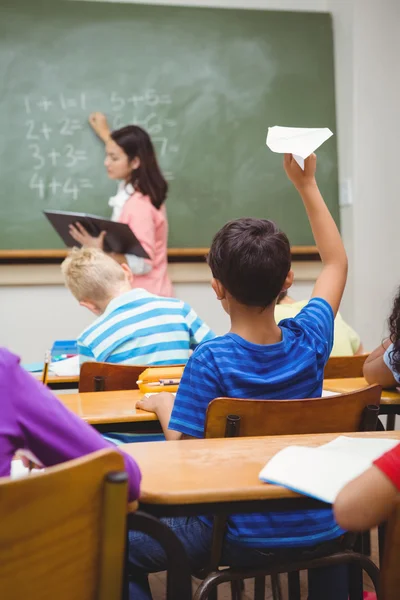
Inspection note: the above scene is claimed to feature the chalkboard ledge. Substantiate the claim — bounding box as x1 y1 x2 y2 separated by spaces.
0 247 319 264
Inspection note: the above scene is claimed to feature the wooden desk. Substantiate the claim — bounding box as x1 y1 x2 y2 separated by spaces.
123 431 400 517
35 372 79 391
57 389 159 433
324 377 400 429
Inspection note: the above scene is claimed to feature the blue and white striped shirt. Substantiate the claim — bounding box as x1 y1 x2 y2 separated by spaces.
78 288 214 366
170 298 344 548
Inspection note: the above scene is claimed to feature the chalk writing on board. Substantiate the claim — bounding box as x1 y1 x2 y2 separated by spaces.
24 91 179 202
37 97 53 112
26 120 39 140
40 123 52 141
30 173 45 199
59 93 87 111
48 149 61 167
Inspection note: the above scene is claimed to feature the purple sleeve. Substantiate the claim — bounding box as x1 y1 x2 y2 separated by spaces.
2 350 141 501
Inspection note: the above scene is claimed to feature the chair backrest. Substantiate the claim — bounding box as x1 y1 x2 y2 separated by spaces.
0 449 128 600
79 362 145 392
204 385 381 438
324 354 369 379
79 362 185 392
381 496 400 600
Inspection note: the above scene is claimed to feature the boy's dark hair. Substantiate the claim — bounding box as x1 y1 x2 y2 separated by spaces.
277 290 288 304
207 218 291 308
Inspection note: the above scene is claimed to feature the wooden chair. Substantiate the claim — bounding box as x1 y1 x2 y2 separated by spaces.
79 362 185 392
79 362 145 392
0 449 129 600
324 354 369 379
381 496 400 600
195 386 382 600
205 385 381 438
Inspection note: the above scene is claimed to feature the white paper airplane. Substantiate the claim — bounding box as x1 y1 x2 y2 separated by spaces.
266 126 333 169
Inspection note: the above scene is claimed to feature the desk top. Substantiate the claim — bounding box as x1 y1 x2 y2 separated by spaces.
34 373 79 385
57 389 157 425
123 431 400 506
323 377 400 405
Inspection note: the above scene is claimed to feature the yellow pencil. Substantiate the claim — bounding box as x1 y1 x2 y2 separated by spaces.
42 350 51 386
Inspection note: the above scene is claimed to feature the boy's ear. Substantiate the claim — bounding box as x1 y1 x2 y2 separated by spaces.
79 300 102 316
211 278 226 301
281 269 295 293
120 262 134 286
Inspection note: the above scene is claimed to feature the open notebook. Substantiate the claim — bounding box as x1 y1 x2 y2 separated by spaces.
259 436 399 504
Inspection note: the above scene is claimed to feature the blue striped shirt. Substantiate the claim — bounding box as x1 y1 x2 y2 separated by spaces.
78 288 214 366
170 298 344 548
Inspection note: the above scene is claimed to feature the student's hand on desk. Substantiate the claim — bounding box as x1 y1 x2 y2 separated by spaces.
69 222 106 249
136 392 175 414
284 153 317 191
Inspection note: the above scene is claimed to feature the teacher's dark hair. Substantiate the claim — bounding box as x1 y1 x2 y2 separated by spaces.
111 125 168 210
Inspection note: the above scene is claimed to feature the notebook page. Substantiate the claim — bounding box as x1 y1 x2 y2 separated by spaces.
259 436 399 504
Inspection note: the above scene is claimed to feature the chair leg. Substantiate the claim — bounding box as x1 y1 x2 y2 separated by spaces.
254 576 265 600
386 413 396 430
194 572 223 600
271 574 282 600
287 571 301 600
231 580 243 599
348 564 364 600
126 511 192 600
209 588 218 600
361 531 371 556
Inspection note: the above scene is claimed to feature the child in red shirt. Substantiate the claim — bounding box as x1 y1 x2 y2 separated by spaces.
334 443 400 531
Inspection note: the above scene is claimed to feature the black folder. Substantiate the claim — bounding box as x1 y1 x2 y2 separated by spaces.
44 210 150 258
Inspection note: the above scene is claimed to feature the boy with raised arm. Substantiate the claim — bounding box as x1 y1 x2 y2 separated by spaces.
130 154 349 600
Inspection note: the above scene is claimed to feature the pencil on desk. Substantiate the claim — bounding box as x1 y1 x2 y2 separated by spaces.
42 350 51 386
136 379 180 387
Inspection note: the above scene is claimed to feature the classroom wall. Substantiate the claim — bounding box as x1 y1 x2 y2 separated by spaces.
328 0 400 348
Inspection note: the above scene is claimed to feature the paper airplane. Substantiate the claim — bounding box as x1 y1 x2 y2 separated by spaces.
266 126 333 169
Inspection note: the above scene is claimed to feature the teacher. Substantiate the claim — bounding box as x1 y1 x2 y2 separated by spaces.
69 112 173 298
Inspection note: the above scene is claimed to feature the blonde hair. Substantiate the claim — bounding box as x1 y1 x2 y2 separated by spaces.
61 247 126 303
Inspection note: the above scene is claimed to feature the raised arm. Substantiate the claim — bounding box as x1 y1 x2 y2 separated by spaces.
88 112 111 143
284 154 348 316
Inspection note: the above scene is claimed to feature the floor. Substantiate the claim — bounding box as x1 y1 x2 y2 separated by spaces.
148 530 379 599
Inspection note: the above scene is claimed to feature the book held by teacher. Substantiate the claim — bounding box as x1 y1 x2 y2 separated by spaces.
44 209 150 257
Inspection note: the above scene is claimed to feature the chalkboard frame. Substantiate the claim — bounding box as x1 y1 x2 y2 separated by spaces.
0 247 319 265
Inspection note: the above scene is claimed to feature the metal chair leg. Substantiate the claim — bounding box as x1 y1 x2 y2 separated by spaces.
209 588 217 600
126 511 192 600
254 576 265 600
271 574 282 600
361 531 371 556
348 564 364 600
287 571 301 600
231 580 243 599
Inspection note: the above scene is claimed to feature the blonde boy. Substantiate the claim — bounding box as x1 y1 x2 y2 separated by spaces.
62 248 214 365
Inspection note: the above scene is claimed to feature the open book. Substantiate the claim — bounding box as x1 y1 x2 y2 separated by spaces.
259 436 399 504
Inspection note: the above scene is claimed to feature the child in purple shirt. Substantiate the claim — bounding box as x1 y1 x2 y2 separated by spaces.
0 348 141 501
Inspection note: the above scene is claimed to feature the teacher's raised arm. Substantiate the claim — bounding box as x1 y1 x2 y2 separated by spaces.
69 113 173 298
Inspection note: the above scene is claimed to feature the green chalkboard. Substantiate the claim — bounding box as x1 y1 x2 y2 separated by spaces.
0 0 338 250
